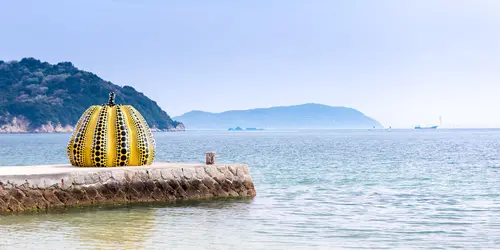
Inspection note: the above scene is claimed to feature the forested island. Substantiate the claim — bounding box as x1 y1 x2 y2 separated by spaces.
0 58 183 132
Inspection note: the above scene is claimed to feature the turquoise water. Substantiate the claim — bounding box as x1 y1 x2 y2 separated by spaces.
1 130 500 249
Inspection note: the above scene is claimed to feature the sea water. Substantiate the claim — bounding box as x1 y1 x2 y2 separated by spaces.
1 129 500 249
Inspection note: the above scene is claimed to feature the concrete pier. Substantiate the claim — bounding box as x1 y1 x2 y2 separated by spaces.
0 162 256 213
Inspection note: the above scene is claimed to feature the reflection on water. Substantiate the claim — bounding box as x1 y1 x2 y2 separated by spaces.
67 207 156 249
0 199 252 250
0 206 156 249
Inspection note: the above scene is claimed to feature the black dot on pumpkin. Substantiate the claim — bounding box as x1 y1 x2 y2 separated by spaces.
96 163 101 167
95 157 100 162
73 150 76 154
120 126 125 130
121 149 127 154
121 156 127 161
96 146 101 150
121 131 126 136
95 151 100 156
121 143 126 147
120 162 125 166
121 137 126 141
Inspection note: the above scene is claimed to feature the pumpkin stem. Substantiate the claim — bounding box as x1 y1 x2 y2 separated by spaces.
108 92 115 106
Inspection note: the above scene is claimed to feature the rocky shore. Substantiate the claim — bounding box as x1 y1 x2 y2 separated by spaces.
0 116 185 133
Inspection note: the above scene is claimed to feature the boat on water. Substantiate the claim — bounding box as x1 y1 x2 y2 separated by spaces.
414 116 441 129
414 125 438 129
228 127 265 131
245 127 265 131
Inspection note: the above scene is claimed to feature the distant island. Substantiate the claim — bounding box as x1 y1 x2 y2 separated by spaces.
174 104 383 130
0 58 184 133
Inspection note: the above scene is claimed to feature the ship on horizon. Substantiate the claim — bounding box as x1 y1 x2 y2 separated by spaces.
414 125 438 129
414 116 442 129
228 126 265 131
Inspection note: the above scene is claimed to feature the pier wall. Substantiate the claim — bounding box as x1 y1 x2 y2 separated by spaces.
0 163 256 213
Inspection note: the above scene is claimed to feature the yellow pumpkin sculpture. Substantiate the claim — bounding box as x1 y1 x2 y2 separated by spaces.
67 92 156 167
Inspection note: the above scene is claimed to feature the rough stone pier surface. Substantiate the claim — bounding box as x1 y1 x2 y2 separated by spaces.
0 162 256 213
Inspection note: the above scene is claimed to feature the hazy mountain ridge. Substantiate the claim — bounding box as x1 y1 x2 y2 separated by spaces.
174 103 383 130
0 58 184 132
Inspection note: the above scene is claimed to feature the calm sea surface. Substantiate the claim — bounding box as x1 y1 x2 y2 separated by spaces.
1 129 500 249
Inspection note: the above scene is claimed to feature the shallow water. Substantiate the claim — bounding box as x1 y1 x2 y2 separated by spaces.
1 129 500 249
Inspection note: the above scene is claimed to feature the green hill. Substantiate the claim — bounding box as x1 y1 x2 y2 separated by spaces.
0 58 183 132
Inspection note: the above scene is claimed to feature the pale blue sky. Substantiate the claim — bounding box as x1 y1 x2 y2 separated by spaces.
1 0 499 128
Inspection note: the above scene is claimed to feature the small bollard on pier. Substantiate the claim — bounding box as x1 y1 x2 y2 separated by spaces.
206 152 216 165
